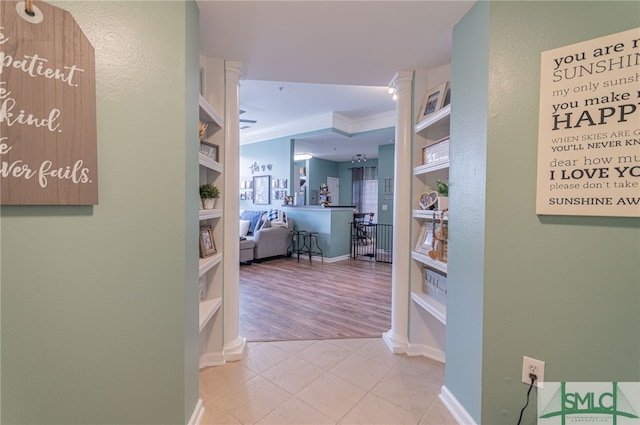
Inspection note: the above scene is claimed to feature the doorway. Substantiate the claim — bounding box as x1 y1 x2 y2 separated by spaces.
327 177 339 205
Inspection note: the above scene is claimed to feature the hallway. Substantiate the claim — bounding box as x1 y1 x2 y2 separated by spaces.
199 338 456 424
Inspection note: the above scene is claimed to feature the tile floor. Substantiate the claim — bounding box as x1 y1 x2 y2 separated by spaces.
199 338 457 425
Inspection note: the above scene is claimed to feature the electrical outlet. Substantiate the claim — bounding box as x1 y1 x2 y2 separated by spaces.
522 356 545 388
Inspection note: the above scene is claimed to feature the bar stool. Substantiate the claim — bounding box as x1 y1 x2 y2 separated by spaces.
288 230 307 262
303 231 323 263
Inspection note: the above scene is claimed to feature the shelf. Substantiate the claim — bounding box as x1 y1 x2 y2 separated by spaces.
414 160 449 176
412 250 447 275
199 154 223 172
199 209 222 221
415 104 450 139
413 210 449 220
411 291 446 325
199 94 224 130
199 252 222 277
199 297 222 332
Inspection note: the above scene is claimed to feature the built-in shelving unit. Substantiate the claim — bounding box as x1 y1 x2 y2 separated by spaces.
199 297 223 332
411 292 446 325
199 252 223 276
409 87 450 362
198 91 225 367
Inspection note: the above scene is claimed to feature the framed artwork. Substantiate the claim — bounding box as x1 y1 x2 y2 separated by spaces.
422 137 450 165
199 225 217 258
199 122 207 140
199 141 219 162
253 175 271 205
415 222 433 255
419 191 438 210
418 82 449 122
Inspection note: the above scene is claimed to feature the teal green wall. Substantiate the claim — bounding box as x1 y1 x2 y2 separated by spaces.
1 2 200 424
284 208 353 258
449 2 640 424
447 2 489 421
307 158 339 204
240 138 294 210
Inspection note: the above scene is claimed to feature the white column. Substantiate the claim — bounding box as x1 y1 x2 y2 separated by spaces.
222 61 246 361
383 71 413 353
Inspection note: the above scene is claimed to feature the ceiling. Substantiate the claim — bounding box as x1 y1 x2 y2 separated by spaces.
197 1 475 162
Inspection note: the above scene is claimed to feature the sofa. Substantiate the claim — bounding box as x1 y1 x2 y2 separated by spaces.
240 209 293 261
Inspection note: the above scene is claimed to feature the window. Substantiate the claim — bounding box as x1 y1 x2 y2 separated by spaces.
352 166 377 222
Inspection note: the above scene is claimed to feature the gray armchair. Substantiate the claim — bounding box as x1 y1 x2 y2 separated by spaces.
251 218 293 260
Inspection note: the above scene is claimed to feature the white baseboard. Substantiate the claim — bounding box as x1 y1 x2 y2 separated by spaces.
187 399 204 425
440 385 477 425
199 351 225 369
382 330 408 353
316 254 350 263
407 342 445 363
224 336 247 362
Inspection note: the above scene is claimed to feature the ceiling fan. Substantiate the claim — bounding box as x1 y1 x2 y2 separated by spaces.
239 109 257 129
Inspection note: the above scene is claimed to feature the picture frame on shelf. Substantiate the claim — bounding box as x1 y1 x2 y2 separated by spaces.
418 82 449 122
422 137 450 165
199 122 208 141
253 175 271 205
199 225 217 258
199 141 219 162
419 191 438 210
415 222 433 255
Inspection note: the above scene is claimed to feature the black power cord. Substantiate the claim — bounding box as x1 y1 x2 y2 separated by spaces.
516 373 537 425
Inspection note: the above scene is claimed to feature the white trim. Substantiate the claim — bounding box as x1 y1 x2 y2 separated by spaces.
331 112 353 133
350 111 396 133
223 336 247 362
199 351 225 369
382 329 409 353
322 254 350 263
240 110 396 145
440 385 478 425
406 342 445 363
241 112 333 144
187 399 205 425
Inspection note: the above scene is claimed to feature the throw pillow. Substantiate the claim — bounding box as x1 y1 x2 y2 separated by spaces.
267 209 288 227
254 213 268 232
240 210 266 233
239 220 250 237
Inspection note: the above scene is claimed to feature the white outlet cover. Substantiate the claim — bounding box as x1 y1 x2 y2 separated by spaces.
522 356 545 388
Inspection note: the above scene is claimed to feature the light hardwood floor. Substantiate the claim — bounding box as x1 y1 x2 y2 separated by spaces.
240 257 392 342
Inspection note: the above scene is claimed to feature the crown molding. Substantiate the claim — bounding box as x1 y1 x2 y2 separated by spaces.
240 110 395 144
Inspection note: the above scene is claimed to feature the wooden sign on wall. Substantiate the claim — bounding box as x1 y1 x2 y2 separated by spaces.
0 0 98 205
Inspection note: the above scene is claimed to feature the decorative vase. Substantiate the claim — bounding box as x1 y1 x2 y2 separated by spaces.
438 196 448 211
202 198 215 210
